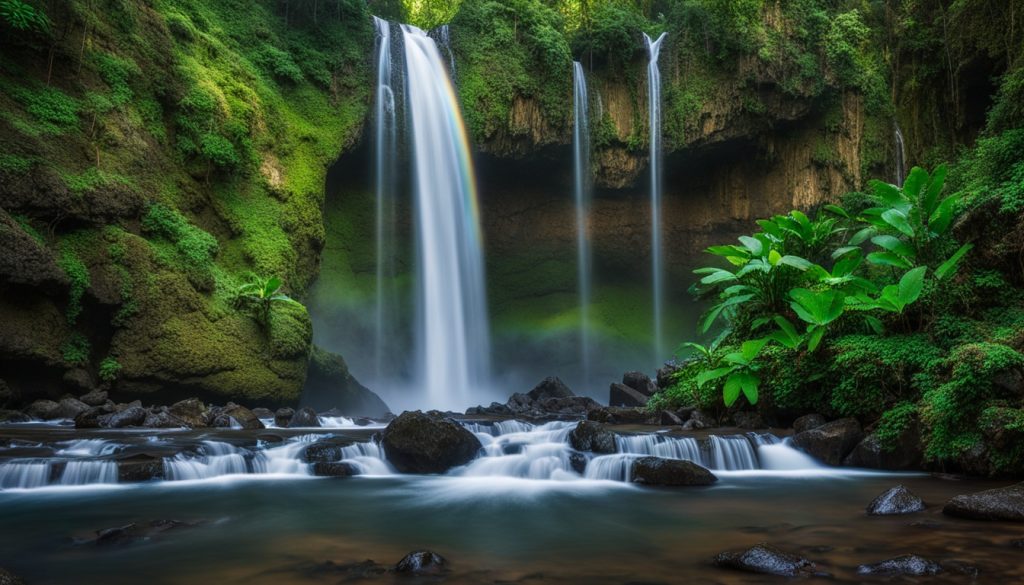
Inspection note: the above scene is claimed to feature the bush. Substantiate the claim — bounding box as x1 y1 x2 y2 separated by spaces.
255 45 304 84
98 356 121 382
142 203 218 288
61 333 90 366
58 248 90 324
8 84 80 134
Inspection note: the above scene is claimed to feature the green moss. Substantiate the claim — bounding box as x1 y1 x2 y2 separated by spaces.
91 50 140 106
98 356 122 382
142 202 218 290
57 247 90 325
61 333 90 366
12 215 44 244
0 153 33 174
60 167 132 195
828 335 944 418
4 83 80 134
875 401 917 452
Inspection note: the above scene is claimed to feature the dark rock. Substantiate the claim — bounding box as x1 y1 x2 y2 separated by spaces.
527 376 575 401
714 544 817 577
732 411 766 429
568 420 617 454
302 437 355 463
52 397 89 419
867 485 926 515
74 405 113 428
682 409 716 430
844 423 923 471
0 207 68 292
302 345 390 417
0 567 25 585
660 410 684 425
220 403 264 430
610 383 648 407
856 555 942 576
380 411 482 474
792 413 826 434
312 461 358 477
568 452 587 474
791 417 862 465
0 409 30 423
142 408 189 428
0 379 12 409
62 368 94 392
587 406 652 425
940 560 980 576
656 362 683 390
274 407 295 427
631 457 717 486
251 407 274 419
301 560 387 580
395 550 448 575
117 454 164 482
107 405 147 428
622 371 657 396
169 398 208 428
465 402 511 416
79 389 108 407
288 407 320 428
943 482 1024 521
535 396 601 416
86 520 200 547
25 399 60 420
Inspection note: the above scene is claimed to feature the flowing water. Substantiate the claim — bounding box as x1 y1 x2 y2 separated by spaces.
572 61 593 389
1 421 1019 584
895 122 907 187
644 32 668 366
402 24 491 410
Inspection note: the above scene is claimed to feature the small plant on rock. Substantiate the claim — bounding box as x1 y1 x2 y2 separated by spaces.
234 274 303 329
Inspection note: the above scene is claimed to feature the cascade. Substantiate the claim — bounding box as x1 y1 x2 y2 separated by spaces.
894 123 907 187
643 32 668 366
572 61 593 387
435 24 456 76
372 16 399 382
402 24 491 410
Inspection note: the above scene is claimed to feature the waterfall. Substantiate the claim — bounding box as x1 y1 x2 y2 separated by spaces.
894 122 907 187
644 32 668 366
372 16 400 382
434 24 456 77
572 61 593 388
402 24 491 410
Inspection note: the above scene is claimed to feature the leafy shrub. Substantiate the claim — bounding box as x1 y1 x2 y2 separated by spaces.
61 333 90 366
8 84 80 134
142 203 218 288
98 357 121 382
828 335 943 418
0 0 48 32
874 401 918 451
61 168 131 195
57 248 90 324
91 51 139 105
255 45 304 84
199 132 240 168
0 153 32 174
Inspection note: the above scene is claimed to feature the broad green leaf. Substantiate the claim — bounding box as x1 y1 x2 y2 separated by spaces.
867 251 913 269
923 164 948 215
768 249 782 266
697 366 735 388
864 315 884 335
265 276 282 295
871 180 903 205
832 251 862 277
902 167 929 199
735 260 770 277
723 375 742 407
849 226 877 246
738 235 763 256
807 325 826 351
823 204 850 218
699 269 738 285
928 195 957 235
740 338 769 362
935 243 973 280
700 294 755 333
706 245 747 258
721 284 752 297
832 245 861 259
734 371 760 405
870 235 915 260
882 208 915 237
757 219 783 238
778 255 813 271
677 342 711 360
898 266 927 306
791 210 811 230
774 315 799 340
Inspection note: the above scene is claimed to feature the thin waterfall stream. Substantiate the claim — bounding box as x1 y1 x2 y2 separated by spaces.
572 61 592 389
644 32 668 367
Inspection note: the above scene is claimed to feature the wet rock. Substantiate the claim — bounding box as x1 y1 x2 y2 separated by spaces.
940 560 980 576
107 405 147 428
62 368 94 392
588 406 653 425
660 410 684 426
169 398 208 428
527 376 575 401
534 396 601 416
0 410 30 423
25 399 60 420
86 520 200 546
251 407 274 419
52 397 89 420
943 482 1024 521
656 362 683 389
844 424 923 471
610 383 648 407
568 420 617 454
287 407 320 428
303 345 390 417
714 544 817 577
682 410 716 430
117 454 164 482
732 411 766 429
79 389 108 407
312 461 358 477
792 413 826 434
220 403 264 430
302 560 387 580
867 485 926 515
791 417 862 465
142 408 188 429
856 555 942 576
465 402 511 416
74 405 113 428
631 457 717 486
302 437 355 463
0 567 25 585
395 550 448 575
274 407 295 427
622 371 657 397
569 452 587 474
381 411 482 474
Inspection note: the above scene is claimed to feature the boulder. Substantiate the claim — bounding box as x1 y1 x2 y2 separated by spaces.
656 362 683 390
867 485 926 515
274 407 295 427
732 411 766 429
622 371 657 396
943 482 1024 521
682 409 716 430
568 420 617 454
51 397 90 420
106 405 147 428
380 411 482 474
660 410 684 426
587 406 653 425
856 555 942 576
301 346 390 417
117 454 164 482
169 398 208 428
287 407 320 428
631 457 717 486
302 437 355 463
792 413 826 434
0 567 25 585
791 417 862 466
62 368 94 392
74 405 112 428
25 399 60 420
312 462 358 477
609 383 648 407
79 389 109 407
0 410 30 423
526 376 574 401
220 403 264 430
568 452 587 474
395 550 448 575
142 408 189 428
251 407 274 419
844 424 923 471
714 544 817 577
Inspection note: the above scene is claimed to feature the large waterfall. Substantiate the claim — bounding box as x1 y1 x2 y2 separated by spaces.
572 61 592 388
402 24 491 409
372 16 399 382
644 32 668 365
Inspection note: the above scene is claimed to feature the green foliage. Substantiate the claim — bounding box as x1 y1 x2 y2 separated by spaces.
233 274 304 329
57 247 90 325
142 203 218 289
12 214 44 244
829 335 943 418
0 0 48 32
61 168 131 195
0 153 32 174
255 45 304 84
6 84 80 134
875 401 918 452
403 0 461 29
98 357 122 382
61 333 90 367
571 2 647 69
91 51 139 106
823 10 868 87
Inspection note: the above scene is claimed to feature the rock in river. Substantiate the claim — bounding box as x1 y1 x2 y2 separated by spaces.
631 457 717 486
790 417 862 465
0 568 25 585
714 544 818 577
288 406 321 428
867 485 926 515
609 382 648 407
943 482 1024 521
856 555 942 576
395 550 448 575
568 420 617 454
380 411 482 474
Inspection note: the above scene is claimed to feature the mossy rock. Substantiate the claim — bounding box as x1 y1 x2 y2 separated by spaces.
301 345 389 417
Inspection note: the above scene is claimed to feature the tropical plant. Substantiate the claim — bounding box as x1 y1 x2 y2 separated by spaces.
695 338 768 407
234 275 303 328
0 0 48 32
